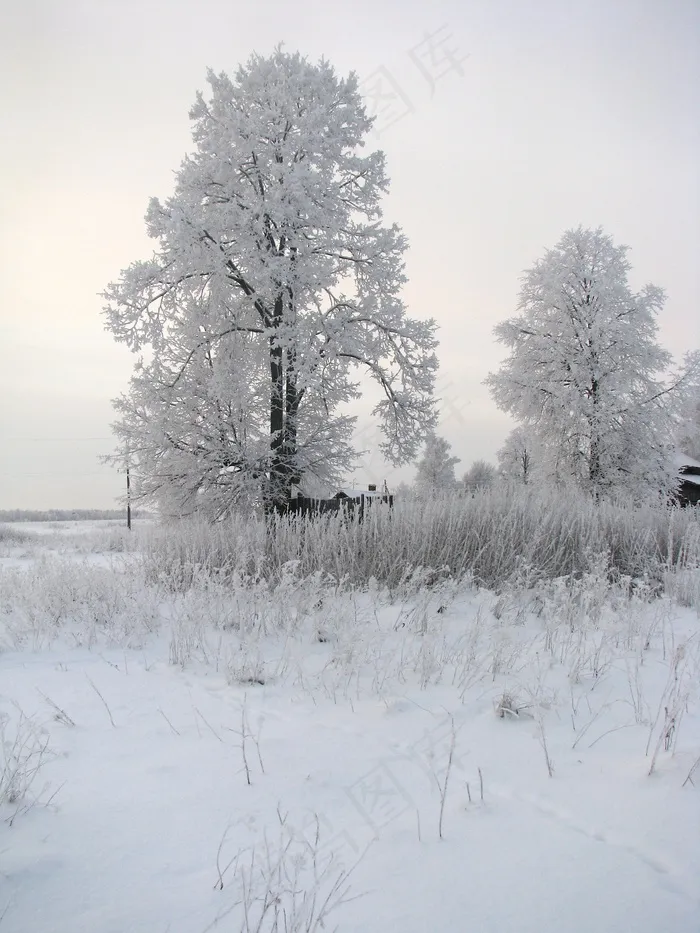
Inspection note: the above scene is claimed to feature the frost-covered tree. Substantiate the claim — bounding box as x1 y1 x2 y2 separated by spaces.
103 49 438 516
486 227 698 499
462 459 497 493
677 393 700 461
414 433 460 496
393 480 416 501
496 428 539 485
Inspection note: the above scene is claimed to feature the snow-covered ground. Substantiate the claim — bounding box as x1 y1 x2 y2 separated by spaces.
1 522 699 932
0 521 142 572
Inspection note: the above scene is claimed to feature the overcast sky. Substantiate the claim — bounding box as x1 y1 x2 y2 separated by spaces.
1 0 698 509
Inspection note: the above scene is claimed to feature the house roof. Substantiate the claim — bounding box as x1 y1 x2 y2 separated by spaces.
674 453 700 470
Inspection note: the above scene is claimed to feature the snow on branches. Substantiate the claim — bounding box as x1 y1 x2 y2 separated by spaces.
414 433 460 496
486 227 698 499
103 49 437 516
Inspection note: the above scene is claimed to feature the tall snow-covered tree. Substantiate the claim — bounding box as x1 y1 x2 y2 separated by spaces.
414 433 460 496
103 49 438 516
486 227 698 499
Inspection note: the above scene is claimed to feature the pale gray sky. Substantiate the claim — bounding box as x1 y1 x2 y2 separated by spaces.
1 0 698 508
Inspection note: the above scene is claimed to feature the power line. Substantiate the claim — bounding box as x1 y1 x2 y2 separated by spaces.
3 437 115 442
0 472 117 477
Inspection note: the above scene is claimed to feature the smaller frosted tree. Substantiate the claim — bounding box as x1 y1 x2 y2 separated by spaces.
393 480 416 501
497 428 538 485
486 227 698 499
462 459 497 494
414 433 460 496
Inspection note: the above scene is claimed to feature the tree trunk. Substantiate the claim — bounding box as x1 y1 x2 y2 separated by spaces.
283 350 300 487
268 293 285 511
282 248 300 493
588 377 601 497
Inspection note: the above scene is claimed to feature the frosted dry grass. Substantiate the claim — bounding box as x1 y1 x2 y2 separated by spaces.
2 515 699 932
138 499 700 719
141 490 700 593
0 523 37 562
211 816 361 933
0 520 147 567
664 566 700 610
3 528 694 709
162 552 693 757
0 706 56 823
33 521 143 557
141 517 268 590
1 501 698 778
0 524 31 546
0 558 161 650
55 522 143 555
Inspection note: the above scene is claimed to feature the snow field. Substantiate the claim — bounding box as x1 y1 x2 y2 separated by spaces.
0 519 699 932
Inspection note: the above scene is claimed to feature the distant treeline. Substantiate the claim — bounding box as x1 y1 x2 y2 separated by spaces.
0 509 151 523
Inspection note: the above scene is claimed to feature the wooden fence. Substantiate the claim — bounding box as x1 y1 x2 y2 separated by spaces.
282 492 394 520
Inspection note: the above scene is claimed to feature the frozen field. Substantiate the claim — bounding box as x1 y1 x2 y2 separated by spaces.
1 518 699 932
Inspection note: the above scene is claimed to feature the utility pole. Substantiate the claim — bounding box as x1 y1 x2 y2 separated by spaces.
126 464 132 531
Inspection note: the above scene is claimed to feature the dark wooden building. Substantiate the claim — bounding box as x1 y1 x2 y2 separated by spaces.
676 454 700 507
284 484 393 518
